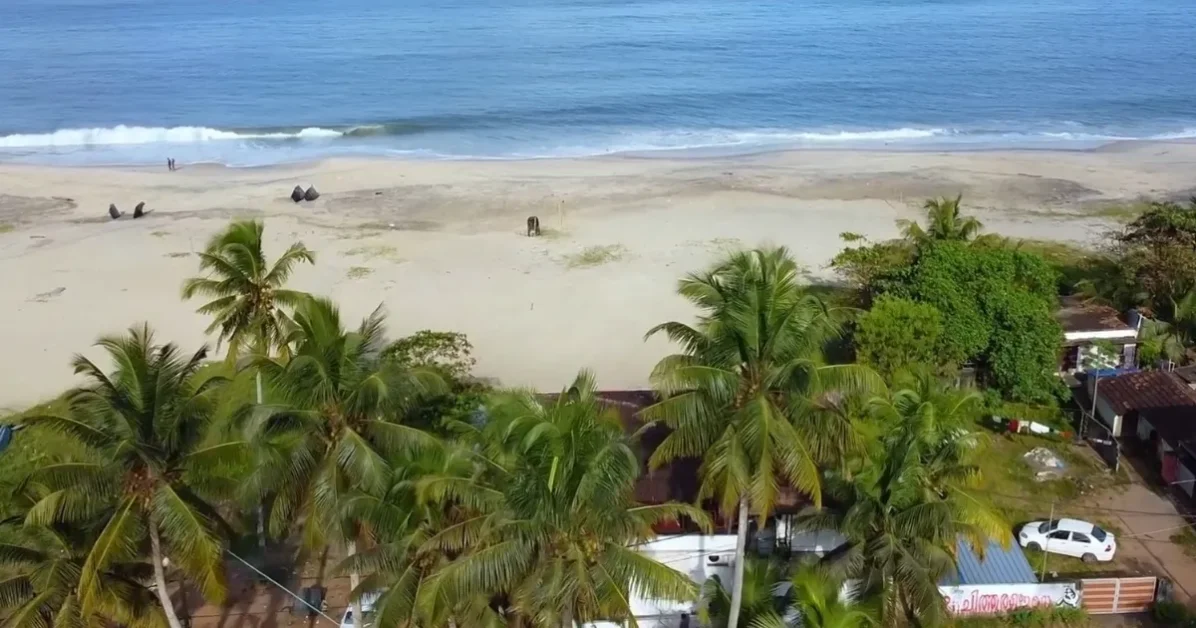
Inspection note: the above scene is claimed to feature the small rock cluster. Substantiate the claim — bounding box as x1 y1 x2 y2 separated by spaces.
291 185 320 203
107 201 150 220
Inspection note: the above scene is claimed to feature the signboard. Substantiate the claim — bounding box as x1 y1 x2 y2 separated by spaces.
940 583 1081 616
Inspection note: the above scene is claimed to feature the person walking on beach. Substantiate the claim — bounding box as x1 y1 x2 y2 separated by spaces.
167 158 173 171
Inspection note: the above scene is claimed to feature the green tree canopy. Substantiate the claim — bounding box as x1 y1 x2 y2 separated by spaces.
370 371 706 627
20 326 240 628
896 195 984 246
644 246 882 628
853 296 945 377
1113 199 1196 313
800 379 1005 627
181 219 314 361
886 242 1063 403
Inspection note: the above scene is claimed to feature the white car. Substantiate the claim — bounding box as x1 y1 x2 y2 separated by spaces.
1018 518 1116 562
339 591 382 628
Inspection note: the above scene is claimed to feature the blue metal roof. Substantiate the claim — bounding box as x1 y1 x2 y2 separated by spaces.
940 537 1037 586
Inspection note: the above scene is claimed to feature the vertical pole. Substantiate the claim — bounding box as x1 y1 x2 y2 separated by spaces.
256 370 266 551
1041 499 1056 581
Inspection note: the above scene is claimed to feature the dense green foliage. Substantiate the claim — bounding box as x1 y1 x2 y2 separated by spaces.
6 209 1125 628
20 326 241 628
854 296 944 378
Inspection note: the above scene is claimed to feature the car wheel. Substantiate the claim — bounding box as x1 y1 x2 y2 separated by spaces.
1026 542 1041 551
1082 553 1097 563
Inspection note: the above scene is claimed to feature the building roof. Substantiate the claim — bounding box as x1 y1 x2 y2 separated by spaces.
576 391 806 511
1096 370 1196 416
940 537 1037 586
1055 297 1135 334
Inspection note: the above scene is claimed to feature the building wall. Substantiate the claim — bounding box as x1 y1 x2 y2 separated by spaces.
1178 459 1196 498
583 530 848 628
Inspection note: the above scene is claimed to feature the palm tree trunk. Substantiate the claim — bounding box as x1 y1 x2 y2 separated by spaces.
150 522 186 628
256 370 267 551
726 499 749 628
348 540 365 628
561 604 573 628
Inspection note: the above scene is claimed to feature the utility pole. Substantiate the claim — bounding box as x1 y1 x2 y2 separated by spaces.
1040 499 1056 581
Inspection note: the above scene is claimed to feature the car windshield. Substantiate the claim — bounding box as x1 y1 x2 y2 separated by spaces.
1092 526 1108 542
1038 520 1059 533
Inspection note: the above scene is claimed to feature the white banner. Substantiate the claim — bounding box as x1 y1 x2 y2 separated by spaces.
940 582 1081 616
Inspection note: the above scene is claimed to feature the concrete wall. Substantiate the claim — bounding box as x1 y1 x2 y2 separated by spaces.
1087 377 1123 436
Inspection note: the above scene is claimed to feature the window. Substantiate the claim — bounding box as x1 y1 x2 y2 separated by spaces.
1072 532 1091 544
1048 531 1070 541
1092 526 1108 542
1038 520 1060 533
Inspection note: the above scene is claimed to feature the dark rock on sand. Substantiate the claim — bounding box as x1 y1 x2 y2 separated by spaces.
133 202 146 218
291 186 305 203
304 186 320 201
108 204 121 220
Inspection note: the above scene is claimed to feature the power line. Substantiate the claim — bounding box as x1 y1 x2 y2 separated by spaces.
225 549 342 626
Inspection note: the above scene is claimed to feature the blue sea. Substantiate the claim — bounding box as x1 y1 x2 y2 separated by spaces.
1 0 1194 166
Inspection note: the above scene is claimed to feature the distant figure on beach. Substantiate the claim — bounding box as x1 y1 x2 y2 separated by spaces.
526 215 540 237
167 158 176 171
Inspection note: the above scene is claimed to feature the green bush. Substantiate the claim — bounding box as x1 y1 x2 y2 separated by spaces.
1153 599 1196 626
854 296 946 377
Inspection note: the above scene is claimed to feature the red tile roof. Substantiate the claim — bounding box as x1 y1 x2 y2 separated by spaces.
1097 370 1196 416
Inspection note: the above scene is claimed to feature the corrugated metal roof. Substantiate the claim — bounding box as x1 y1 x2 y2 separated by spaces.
940 537 1037 586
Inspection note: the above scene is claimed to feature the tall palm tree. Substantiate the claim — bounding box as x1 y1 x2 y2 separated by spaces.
181 219 315 364
426 371 709 627
752 564 875 628
0 522 163 628
250 297 443 627
897 195 983 245
182 219 315 546
798 390 1005 627
21 326 239 628
643 247 881 628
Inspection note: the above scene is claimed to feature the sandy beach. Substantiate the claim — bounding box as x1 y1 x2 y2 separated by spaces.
1 142 1195 407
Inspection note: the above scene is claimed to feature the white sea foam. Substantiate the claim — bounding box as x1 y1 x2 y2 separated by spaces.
0 125 343 148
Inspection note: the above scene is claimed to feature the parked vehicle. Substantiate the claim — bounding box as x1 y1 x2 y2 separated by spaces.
1018 518 1116 562
339 591 382 628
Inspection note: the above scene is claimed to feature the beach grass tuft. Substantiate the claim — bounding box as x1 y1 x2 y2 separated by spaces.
345 244 403 262
0 223 14 234
346 266 374 279
565 244 626 269
164 252 191 258
149 230 170 238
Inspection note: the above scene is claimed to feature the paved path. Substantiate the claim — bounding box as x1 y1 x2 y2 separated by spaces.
1085 479 1196 602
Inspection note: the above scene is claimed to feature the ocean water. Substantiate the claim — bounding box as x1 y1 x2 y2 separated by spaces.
1 0 1194 166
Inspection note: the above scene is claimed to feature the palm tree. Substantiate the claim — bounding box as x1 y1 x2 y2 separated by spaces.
897 195 983 245
0 522 163 628
698 559 787 628
643 246 881 628
182 220 315 546
1144 287 1196 364
752 564 875 628
250 296 443 628
426 371 709 627
181 219 315 364
797 389 1005 627
21 326 239 628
